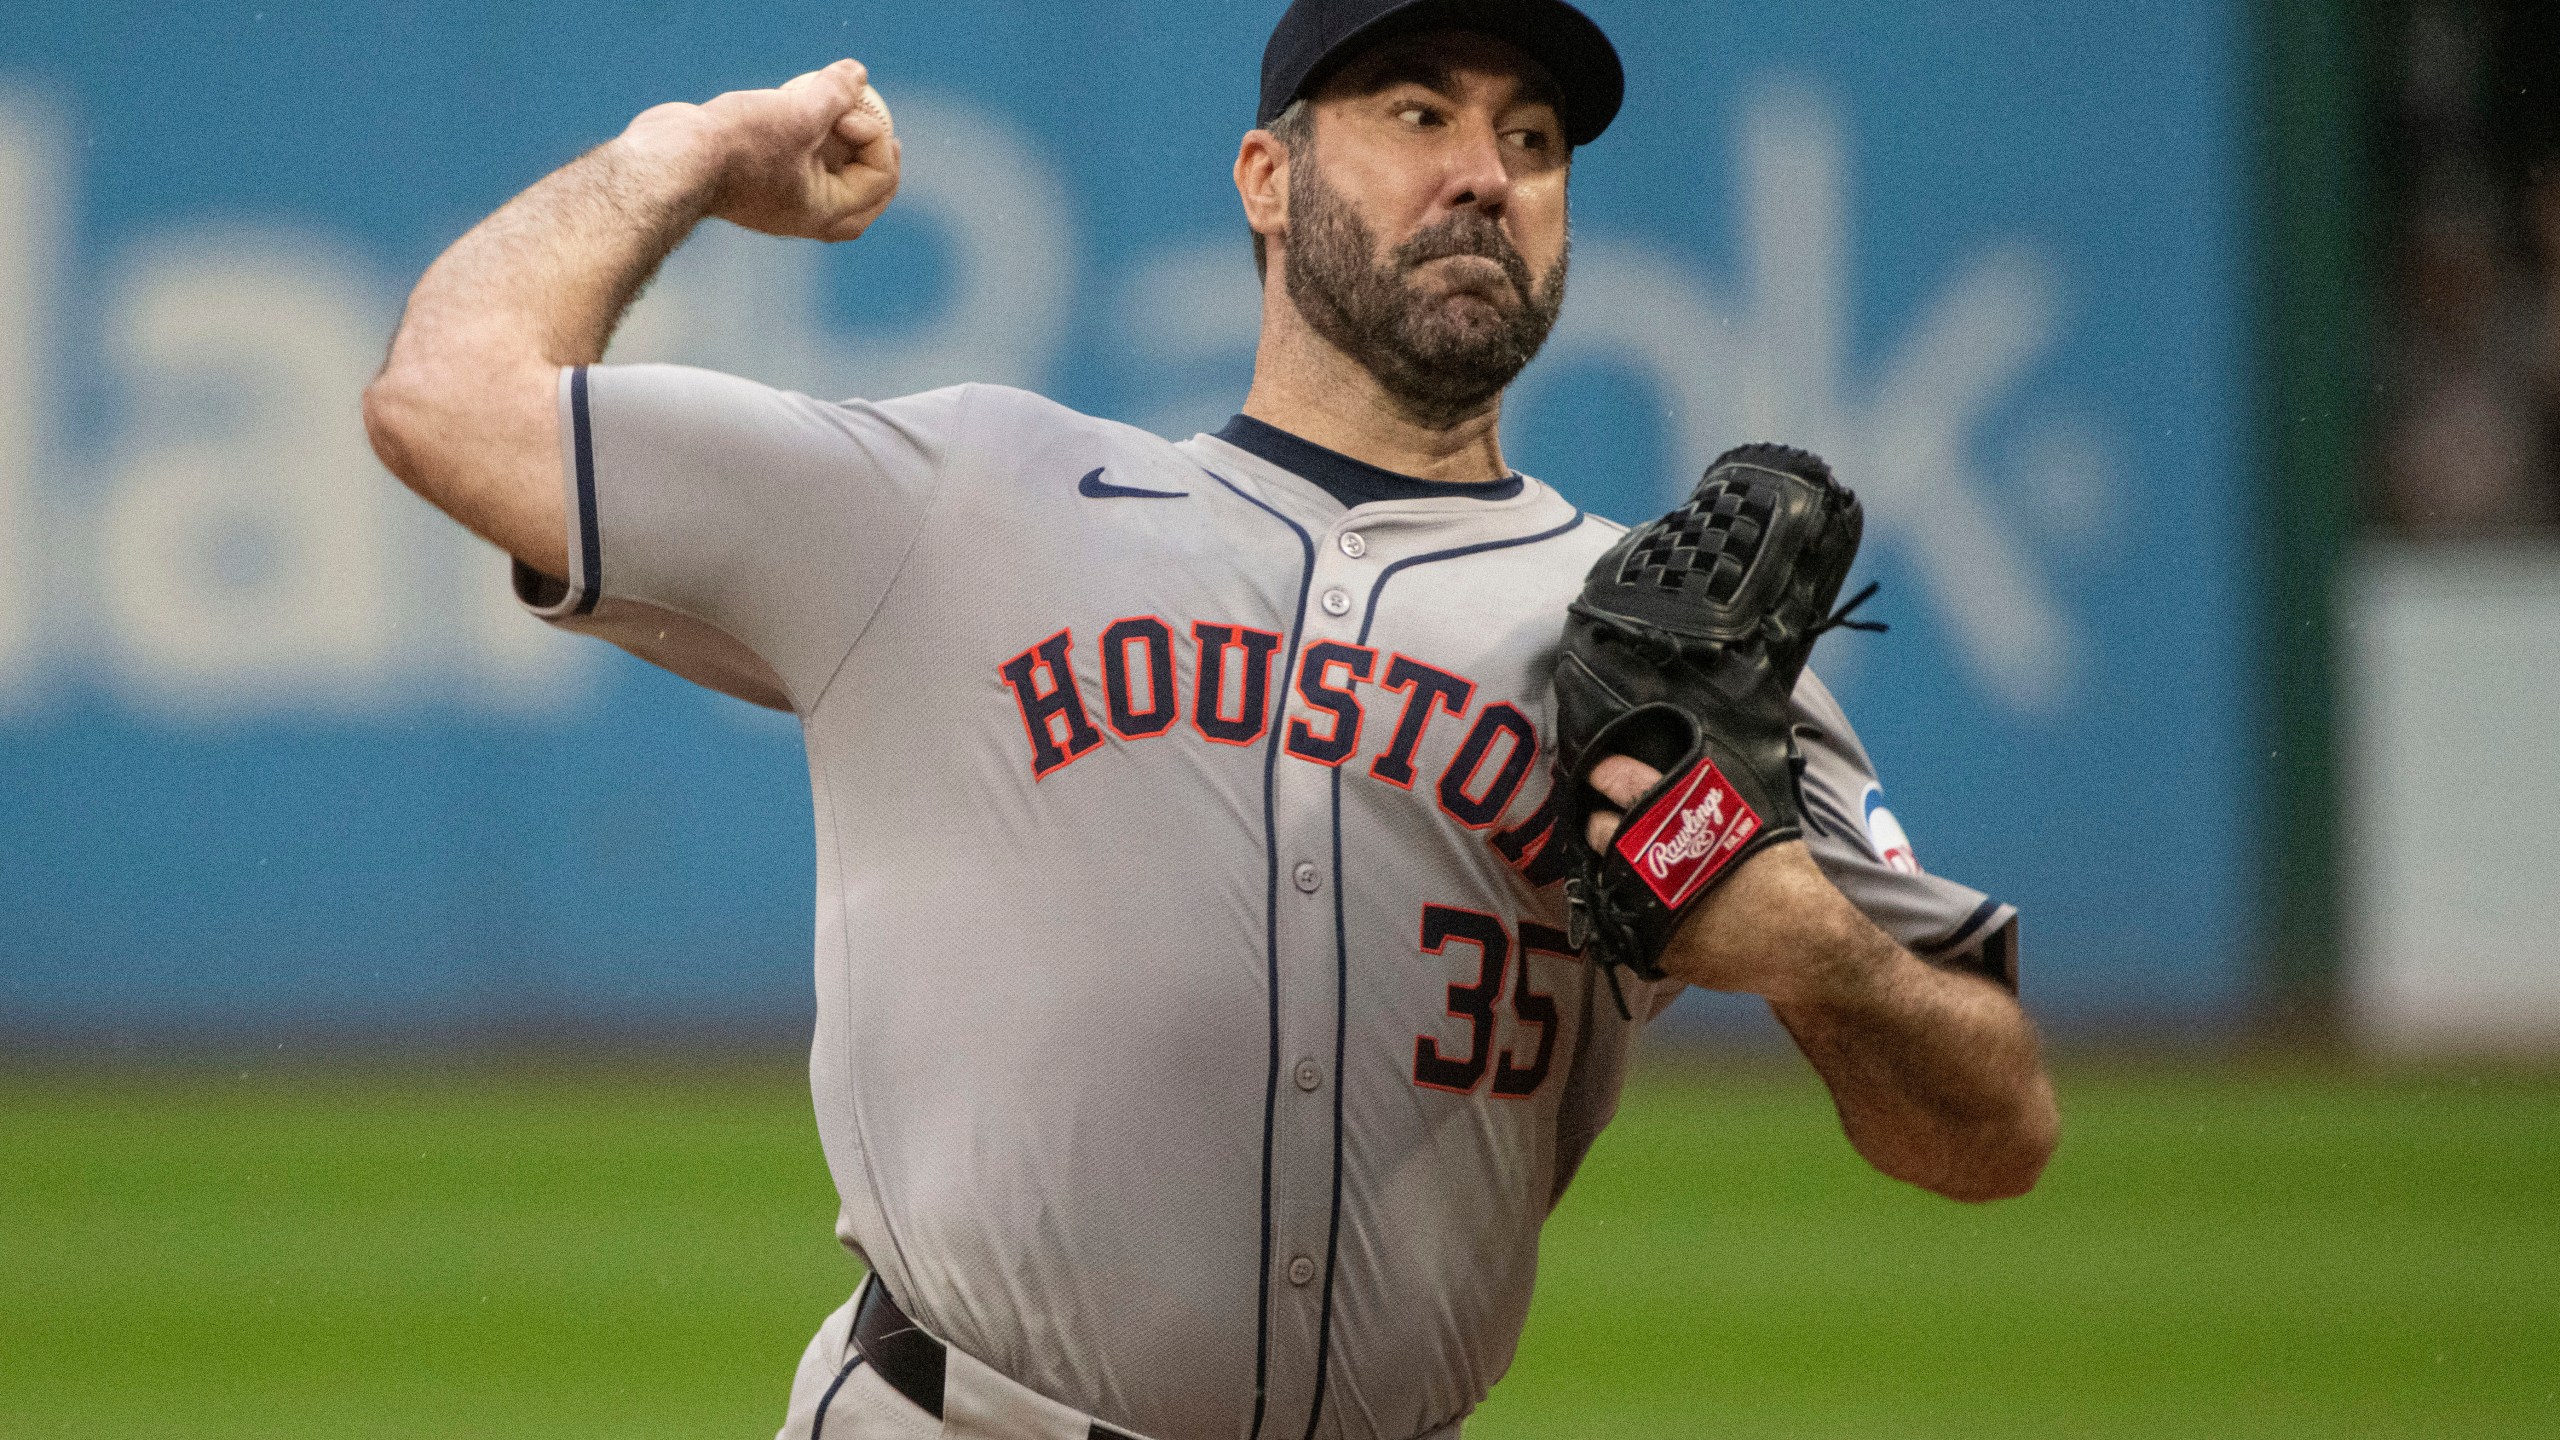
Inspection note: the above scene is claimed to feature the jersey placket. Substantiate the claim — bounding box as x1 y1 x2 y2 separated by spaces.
1256 511 1379 1440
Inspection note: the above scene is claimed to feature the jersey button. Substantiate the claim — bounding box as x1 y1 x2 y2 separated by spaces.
1338 532 1367 559
1294 1059 1322 1092
1319 587 1353 616
1287 1255 1317 1286
1292 861 1322 894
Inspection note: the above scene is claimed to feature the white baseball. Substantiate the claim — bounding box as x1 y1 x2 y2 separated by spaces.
857 84 893 133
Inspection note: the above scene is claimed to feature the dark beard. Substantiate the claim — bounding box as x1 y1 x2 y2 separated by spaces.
1281 158 1568 429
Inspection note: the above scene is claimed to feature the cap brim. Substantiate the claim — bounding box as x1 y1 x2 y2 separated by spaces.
1293 0 1625 147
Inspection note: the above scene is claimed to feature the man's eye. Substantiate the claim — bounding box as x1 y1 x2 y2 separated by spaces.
1395 104 1440 127
1506 129 1551 152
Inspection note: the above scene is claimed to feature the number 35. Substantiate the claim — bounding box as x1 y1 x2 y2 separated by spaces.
1412 904 1573 1099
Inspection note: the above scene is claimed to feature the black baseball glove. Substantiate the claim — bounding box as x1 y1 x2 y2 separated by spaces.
1553 444 1880 996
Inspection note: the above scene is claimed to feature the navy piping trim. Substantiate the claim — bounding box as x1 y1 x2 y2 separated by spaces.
1303 760 1352 1440
808 1353 867 1440
568 365 603 616
1355 511 1593 647
1200 467 1315 1440
1800 792 1866 851
1297 505 1591 1440
1925 897 2006 959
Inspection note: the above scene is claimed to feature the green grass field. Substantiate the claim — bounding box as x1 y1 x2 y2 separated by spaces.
5 1059 2554 1438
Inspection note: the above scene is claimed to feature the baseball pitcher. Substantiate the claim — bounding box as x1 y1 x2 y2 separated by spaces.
363 2 2059 1436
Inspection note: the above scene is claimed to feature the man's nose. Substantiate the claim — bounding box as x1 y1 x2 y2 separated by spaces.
1437 118 1514 216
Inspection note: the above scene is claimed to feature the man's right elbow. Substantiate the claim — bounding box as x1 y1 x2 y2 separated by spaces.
358 356 568 577
363 360 485 503
361 369 432 489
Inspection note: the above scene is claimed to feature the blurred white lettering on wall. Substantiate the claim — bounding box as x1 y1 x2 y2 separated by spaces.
97 234 404 712
1534 85 2096 713
0 90 59 710
0 91 627 723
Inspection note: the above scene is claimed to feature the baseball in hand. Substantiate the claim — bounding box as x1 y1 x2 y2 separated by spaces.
856 84 893 133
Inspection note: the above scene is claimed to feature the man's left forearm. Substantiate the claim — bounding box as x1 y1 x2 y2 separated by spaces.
1658 842 2059 1202
1770 929 2058 1202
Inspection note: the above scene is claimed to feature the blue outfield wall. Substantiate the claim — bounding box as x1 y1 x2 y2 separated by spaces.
0 1 2249 1040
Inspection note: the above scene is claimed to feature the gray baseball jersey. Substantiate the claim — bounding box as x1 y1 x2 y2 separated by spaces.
516 363 2015 1440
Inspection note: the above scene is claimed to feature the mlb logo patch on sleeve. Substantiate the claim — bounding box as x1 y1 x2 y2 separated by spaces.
1614 760 1761 909
1862 783 1922 875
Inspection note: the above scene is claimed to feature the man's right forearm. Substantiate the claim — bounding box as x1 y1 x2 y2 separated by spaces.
363 126 726 575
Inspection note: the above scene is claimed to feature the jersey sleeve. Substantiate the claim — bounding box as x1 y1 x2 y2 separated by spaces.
1791 669 2019 984
513 364 964 711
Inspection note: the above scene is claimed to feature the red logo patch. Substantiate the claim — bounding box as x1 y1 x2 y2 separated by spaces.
1612 760 1761 909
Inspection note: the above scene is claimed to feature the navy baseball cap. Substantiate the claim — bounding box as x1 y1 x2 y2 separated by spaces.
1259 0 1625 147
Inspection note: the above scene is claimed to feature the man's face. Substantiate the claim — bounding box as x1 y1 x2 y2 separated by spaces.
1280 30 1572 426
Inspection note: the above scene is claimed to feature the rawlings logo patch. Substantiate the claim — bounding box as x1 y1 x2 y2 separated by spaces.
1613 760 1760 909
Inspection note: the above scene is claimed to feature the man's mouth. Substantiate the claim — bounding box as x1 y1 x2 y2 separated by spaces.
1416 253 1518 301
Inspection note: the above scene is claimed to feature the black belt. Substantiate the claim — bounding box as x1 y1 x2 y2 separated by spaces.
853 1279 1140 1440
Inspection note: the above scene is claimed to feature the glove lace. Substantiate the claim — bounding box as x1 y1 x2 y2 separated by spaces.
1568 581 1885 661
1808 581 1888 640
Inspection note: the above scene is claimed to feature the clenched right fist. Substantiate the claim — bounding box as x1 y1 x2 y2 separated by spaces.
618 58 901 243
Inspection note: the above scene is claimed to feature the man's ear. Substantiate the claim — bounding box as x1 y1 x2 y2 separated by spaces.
1235 129 1290 245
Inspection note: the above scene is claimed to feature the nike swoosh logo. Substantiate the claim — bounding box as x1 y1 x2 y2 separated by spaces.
1078 467 1189 500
